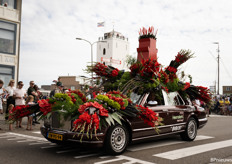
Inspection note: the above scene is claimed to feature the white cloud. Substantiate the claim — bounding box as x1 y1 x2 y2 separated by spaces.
19 0 232 93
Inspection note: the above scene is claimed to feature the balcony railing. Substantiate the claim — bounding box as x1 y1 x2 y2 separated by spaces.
0 5 20 22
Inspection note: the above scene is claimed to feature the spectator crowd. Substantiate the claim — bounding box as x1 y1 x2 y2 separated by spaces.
212 96 232 116
0 78 69 131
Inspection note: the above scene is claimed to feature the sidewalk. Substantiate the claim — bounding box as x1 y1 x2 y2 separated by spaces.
0 114 42 132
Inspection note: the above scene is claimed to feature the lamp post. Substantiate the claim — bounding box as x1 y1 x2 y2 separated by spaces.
76 38 106 86
213 42 220 95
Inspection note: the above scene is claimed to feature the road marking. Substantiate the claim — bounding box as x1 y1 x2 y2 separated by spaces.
29 142 50 145
74 153 99 159
7 132 47 141
56 148 80 154
128 135 214 152
99 156 114 159
8 137 25 140
41 145 58 149
209 115 231 118
0 136 14 139
17 139 37 143
95 155 155 164
153 139 232 160
32 131 41 134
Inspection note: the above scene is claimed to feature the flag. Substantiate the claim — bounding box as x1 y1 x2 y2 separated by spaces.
97 22 105 27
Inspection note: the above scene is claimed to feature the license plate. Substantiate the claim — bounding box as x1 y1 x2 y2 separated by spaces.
47 133 63 141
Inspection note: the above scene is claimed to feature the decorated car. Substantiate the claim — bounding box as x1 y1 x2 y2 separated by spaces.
40 89 207 155
8 26 211 155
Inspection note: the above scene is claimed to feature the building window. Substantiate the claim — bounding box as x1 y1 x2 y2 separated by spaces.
1 0 17 9
226 87 231 91
103 48 106 55
70 86 75 90
0 20 16 54
0 65 14 87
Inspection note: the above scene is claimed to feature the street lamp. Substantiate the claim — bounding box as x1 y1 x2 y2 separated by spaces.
76 38 106 86
213 42 220 95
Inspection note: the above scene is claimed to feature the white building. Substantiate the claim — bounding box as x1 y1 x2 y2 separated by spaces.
97 30 129 70
0 0 22 87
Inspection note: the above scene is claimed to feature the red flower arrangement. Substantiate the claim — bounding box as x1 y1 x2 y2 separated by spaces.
92 63 119 78
140 59 161 78
10 105 31 120
129 62 142 77
166 66 177 73
159 70 169 84
196 86 211 103
38 99 52 116
111 69 119 77
106 94 127 110
183 82 191 90
138 26 157 39
161 86 169 93
175 51 192 64
67 90 87 103
78 101 108 116
73 101 108 140
107 91 132 104
136 105 161 127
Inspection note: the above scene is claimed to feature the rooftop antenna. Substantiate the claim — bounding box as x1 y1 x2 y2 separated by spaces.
112 21 115 32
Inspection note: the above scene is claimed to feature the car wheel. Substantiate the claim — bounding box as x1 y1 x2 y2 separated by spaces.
104 124 129 155
180 117 197 141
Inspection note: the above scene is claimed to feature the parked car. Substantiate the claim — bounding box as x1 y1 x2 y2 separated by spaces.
40 89 208 155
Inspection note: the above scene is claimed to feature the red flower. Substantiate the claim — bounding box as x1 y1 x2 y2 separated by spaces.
183 82 191 90
111 69 119 77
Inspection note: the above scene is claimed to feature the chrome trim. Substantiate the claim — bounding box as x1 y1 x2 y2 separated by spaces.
198 118 208 122
48 129 104 135
132 123 186 132
67 139 103 144
132 130 185 141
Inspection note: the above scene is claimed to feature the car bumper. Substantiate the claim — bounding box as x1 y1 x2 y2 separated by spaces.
40 126 105 147
198 117 208 129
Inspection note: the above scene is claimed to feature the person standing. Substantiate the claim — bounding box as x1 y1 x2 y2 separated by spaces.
27 81 39 124
5 79 16 120
50 82 64 97
13 81 27 128
0 79 6 114
34 85 41 102
27 81 37 100
8 104 14 130
26 95 35 131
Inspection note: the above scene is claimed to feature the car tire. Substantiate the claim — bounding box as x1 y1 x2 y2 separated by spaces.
104 124 129 155
180 117 197 141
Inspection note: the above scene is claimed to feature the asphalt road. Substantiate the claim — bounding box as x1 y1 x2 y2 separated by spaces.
0 115 232 164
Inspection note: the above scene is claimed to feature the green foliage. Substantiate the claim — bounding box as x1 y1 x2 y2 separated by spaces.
166 78 183 92
125 55 137 68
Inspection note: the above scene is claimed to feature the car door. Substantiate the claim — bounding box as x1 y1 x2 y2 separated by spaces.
163 91 186 132
130 91 170 139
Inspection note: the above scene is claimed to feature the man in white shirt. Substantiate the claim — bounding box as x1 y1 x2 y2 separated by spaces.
13 81 27 128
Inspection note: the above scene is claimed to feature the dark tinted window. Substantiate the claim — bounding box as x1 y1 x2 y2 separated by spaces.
146 90 164 105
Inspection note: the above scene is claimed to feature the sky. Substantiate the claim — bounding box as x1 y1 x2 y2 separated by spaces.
19 0 232 93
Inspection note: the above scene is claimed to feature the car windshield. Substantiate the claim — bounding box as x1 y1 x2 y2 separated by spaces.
130 92 143 104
